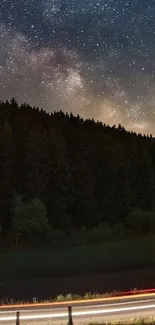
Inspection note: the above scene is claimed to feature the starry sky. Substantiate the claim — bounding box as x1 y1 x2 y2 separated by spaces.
1 0 155 134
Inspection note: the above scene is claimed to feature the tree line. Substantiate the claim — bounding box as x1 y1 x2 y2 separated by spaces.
0 98 155 246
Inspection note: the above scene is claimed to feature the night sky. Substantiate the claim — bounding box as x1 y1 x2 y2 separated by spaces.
1 0 155 134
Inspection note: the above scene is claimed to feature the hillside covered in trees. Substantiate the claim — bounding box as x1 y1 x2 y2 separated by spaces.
0 98 155 247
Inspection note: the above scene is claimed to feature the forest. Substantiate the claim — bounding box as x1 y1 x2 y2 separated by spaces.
0 98 155 247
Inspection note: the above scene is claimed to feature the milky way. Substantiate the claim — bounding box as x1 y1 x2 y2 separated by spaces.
1 0 155 134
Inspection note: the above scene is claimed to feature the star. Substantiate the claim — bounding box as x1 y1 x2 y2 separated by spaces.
1 0 155 134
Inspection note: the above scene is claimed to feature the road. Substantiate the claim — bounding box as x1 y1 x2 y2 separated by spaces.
0 293 155 324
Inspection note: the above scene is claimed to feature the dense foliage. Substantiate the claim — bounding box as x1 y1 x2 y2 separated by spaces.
0 98 155 245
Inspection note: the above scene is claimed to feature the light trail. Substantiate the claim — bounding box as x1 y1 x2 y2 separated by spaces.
0 301 155 321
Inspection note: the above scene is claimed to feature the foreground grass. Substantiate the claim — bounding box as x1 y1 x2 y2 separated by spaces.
86 321 155 325
0 236 155 280
87 321 155 325
0 290 123 305
20 319 155 325
87 320 155 325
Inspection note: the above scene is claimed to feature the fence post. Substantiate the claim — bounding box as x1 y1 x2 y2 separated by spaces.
68 306 73 325
16 311 20 325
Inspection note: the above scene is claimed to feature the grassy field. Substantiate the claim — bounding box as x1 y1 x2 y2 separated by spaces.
0 235 155 280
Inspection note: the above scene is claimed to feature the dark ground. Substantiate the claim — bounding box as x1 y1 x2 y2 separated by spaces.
1 267 155 302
